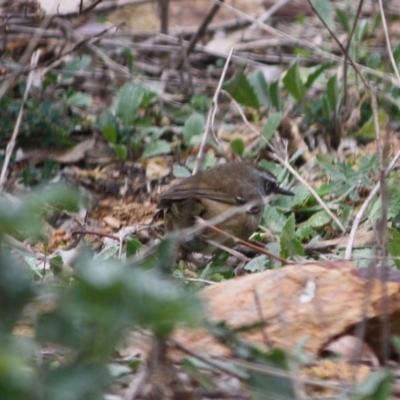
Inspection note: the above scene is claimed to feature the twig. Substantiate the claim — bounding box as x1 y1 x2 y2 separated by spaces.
93 0 157 13
342 0 364 107
206 239 250 262
0 50 40 188
371 89 389 260
53 17 132 79
248 0 291 30
231 359 353 391
0 14 53 101
124 363 148 400
173 276 217 285
345 149 400 259
79 0 104 14
192 46 234 174
197 218 292 265
225 92 347 233
176 0 225 69
169 340 245 380
306 0 368 89
131 199 273 266
272 152 346 233
371 87 390 364
253 290 272 348
158 0 170 34
378 0 400 83
209 0 400 89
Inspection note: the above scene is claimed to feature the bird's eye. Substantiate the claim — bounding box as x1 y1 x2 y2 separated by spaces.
265 181 275 193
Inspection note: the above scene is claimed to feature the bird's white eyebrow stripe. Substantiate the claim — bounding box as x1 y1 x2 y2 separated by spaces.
252 169 276 182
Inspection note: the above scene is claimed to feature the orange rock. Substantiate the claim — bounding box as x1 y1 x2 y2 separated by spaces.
172 262 400 358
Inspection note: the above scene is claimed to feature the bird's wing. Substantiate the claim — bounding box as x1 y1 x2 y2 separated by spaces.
158 187 237 206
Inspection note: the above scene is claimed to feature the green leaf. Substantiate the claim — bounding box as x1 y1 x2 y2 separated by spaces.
262 112 282 141
269 80 281 109
249 70 270 108
356 110 388 139
98 111 117 143
283 61 307 102
353 369 392 399
244 255 268 272
142 140 171 158
116 81 145 127
157 233 179 274
326 75 339 111
67 92 92 108
367 53 381 69
272 186 310 211
183 114 205 146
289 146 308 163
310 0 335 32
63 55 92 72
231 138 245 155
94 245 119 261
280 214 305 258
173 164 191 178
384 178 400 220
392 335 400 357
335 7 350 32
102 125 117 144
247 349 295 400
263 206 288 234
44 364 110 400
126 236 143 258
0 185 79 239
298 210 331 229
0 249 34 332
121 48 135 71
305 61 335 89
350 248 376 268
321 96 331 119
296 226 314 241
112 144 127 161
388 228 400 268
181 359 214 389
223 69 260 109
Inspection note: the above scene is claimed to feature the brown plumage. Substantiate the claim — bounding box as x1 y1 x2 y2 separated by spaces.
157 162 293 253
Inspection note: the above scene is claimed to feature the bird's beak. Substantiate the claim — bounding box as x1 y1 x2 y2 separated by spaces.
275 186 295 196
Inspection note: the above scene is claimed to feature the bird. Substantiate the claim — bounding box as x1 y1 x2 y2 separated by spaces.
157 162 294 254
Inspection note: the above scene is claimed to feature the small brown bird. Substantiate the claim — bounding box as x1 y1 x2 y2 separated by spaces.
157 162 294 254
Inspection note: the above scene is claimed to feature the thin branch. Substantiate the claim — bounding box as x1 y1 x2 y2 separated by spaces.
371 89 388 260
342 0 364 107
197 218 292 265
345 149 400 259
378 0 400 83
79 0 104 14
176 0 224 69
158 0 169 34
0 14 53 101
248 0 291 30
306 0 368 89
253 290 272 348
170 340 245 380
371 87 391 364
274 153 346 233
0 50 41 188
225 92 347 233
209 0 400 89
53 17 132 79
131 198 273 266
192 46 234 174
